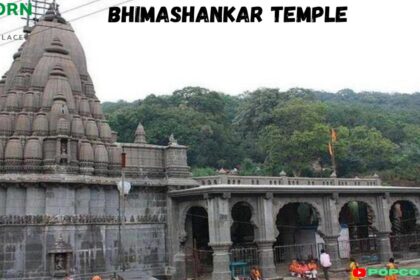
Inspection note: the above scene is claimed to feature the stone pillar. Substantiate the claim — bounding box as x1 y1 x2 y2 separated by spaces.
208 195 232 280
323 235 341 268
375 195 393 262
321 196 342 268
255 194 277 279
256 241 277 279
376 232 392 262
173 249 187 280
211 243 232 280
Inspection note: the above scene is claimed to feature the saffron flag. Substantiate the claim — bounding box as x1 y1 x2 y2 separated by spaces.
331 128 337 142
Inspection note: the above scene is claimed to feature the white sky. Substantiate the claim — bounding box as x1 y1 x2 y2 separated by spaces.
0 0 420 102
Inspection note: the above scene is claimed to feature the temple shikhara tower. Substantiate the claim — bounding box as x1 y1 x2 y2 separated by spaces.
0 4 195 279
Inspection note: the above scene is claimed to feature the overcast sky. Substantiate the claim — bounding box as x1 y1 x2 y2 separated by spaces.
0 0 419 102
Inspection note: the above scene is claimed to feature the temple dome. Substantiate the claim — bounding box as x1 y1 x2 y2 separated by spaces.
79 140 94 162
6 91 20 112
24 137 43 172
18 16 88 84
91 100 103 119
23 91 40 112
94 144 109 163
79 97 91 117
71 115 85 138
32 113 49 136
99 121 112 142
24 137 42 160
31 38 82 94
5 137 24 171
41 65 75 112
85 119 99 140
0 113 12 136
15 113 31 136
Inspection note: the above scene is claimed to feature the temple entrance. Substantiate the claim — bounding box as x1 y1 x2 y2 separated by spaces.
389 200 420 259
231 202 255 245
390 200 417 235
230 202 258 275
274 203 321 265
338 201 376 261
184 207 212 278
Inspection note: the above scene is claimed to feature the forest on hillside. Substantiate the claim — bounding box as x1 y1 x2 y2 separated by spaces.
102 87 420 186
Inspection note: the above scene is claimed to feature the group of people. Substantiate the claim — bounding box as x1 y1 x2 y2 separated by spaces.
288 258 319 279
64 254 398 280
288 249 399 280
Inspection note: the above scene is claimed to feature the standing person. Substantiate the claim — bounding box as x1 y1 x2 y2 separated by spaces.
385 258 398 280
348 257 359 280
320 249 332 280
91 276 102 280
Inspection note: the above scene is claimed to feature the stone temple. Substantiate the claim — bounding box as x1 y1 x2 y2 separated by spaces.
1 4 420 280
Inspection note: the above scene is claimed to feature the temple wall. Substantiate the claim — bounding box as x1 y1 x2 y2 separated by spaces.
0 184 168 279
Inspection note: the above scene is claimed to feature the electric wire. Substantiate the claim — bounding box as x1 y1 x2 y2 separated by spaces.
0 0 134 47
0 0 106 37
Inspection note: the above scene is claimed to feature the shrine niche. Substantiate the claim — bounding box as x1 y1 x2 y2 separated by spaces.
48 235 73 277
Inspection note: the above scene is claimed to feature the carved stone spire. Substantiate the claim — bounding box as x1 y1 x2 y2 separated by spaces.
134 122 147 144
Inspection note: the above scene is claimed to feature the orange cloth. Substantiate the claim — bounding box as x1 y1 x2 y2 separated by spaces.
308 262 318 271
289 261 300 273
92 276 102 280
385 263 397 280
299 264 309 274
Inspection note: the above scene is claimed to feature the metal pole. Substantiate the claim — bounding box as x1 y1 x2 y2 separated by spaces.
118 183 122 271
121 168 126 271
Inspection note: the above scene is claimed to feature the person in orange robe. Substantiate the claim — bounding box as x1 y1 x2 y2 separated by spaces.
289 259 300 276
385 258 398 280
299 261 310 277
308 259 319 279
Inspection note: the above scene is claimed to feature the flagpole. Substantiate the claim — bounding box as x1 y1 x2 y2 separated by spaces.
329 128 337 176
331 143 337 175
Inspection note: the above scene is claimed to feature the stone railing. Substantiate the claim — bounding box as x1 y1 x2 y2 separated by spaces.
194 174 381 187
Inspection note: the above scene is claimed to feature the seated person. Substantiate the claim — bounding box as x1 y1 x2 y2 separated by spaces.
307 259 318 279
298 261 310 278
289 259 300 276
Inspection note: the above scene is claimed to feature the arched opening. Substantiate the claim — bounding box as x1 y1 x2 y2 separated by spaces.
185 207 212 278
389 200 420 258
338 201 376 259
231 202 255 245
390 200 417 235
274 203 321 266
230 202 258 273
